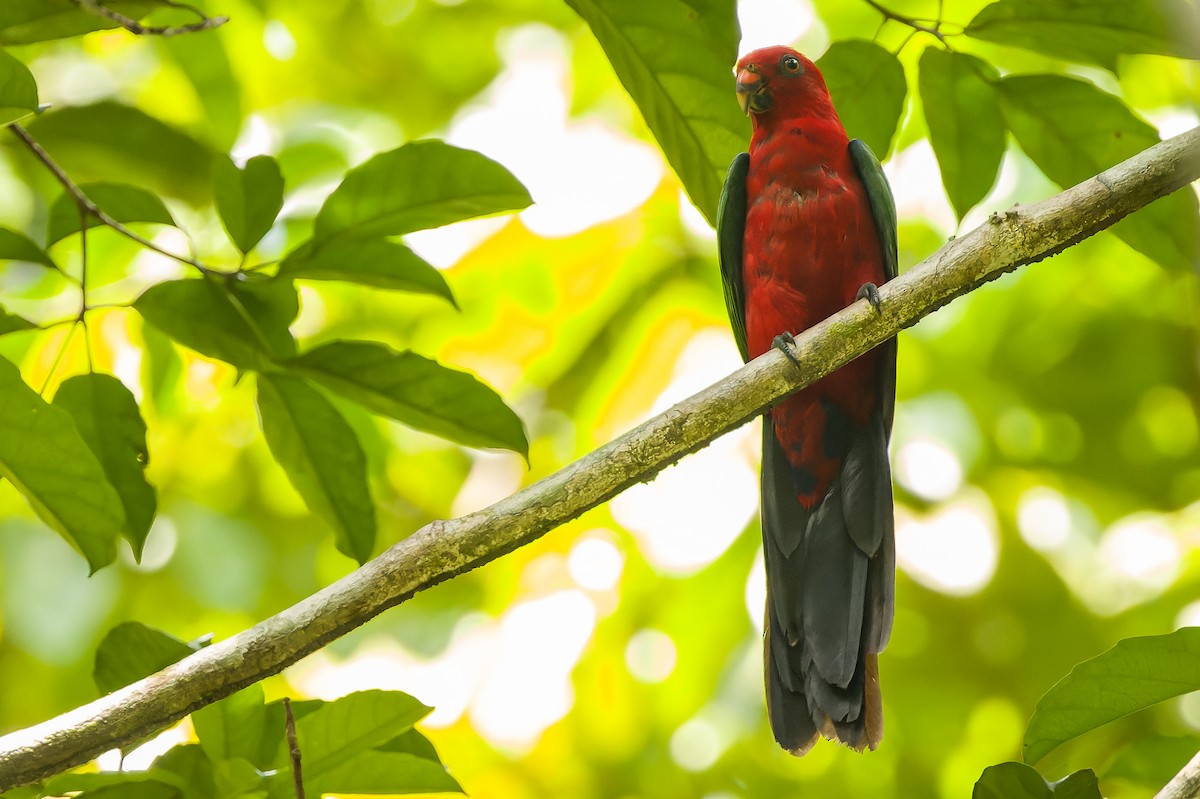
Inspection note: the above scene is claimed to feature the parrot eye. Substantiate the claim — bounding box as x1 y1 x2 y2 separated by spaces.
780 54 802 74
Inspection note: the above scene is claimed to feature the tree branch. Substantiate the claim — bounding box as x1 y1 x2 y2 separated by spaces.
73 0 229 36
1157 749 1200 799
1 127 1198 791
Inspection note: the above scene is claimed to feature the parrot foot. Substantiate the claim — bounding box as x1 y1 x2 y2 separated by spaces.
856 282 882 315
772 332 803 372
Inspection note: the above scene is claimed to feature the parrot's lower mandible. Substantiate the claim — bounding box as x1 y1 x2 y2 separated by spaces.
716 45 898 755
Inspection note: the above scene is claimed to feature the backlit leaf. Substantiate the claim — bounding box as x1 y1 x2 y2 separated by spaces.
94 621 196 695
47 182 175 245
817 39 907 158
996 74 1200 271
1025 628 1200 764
974 763 1101 799
213 155 284 254
0 227 55 269
287 340 528 456
257 374 376 563
53 373 157 558
312 141 531 244
0 47 38 127
563 0 745 226
0 355 123 572
918 49 1005 220
0 1 160 44
278 237 455 304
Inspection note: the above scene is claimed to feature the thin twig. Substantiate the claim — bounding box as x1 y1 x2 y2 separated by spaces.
864 0 948 42
72 0 228 36
283 699 305 799
0 128 1198 791
9 124 216 276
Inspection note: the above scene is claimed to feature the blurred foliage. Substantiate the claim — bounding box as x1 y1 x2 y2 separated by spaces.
0 1 1198 798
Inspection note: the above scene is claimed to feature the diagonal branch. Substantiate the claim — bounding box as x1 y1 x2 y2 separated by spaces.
1 127 1198 791
73 0 229 36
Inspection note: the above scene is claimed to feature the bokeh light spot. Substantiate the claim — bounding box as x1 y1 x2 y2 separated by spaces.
896 436 963 501
896 495 998 595
625 628 677 684
1017 487 1071 551
568 532 624 591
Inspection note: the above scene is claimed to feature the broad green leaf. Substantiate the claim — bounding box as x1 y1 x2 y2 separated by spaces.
53 373 157 558
0 47 38 127
1025 628 1200 764
135 276 298 370
270 750 460 798
47 182 175 245
256 374 376 563
212 757 264 797
287 340 528 456
25 102 214 204
817 39 907 158
918 49 1005 221
94 622 196 695
278 238 456 305
152 744 218 799
191 684 266 765
0 305 36 335
0 1 159 44
213 155 284 254
974 763 1101 799
312 140 531 244
965 0 1200 71
0 227 55 269
378 728 444 763
0 355 122 571
271 690 432 781
563 0 745 226
159 28 243 150
996 74 1200 272
44 770 186 797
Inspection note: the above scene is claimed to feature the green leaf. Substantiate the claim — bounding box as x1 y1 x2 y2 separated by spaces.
974 763 1101 799
312 140 531 244
0 305 36 336
279 750 460 798
0 226 55 269
965 0 1200 71
44 770 186 798
0 355 123 571
135 276 298 370
996 74 1200 272
1025 628 1200 764
94 621 196 695
0 1 160 44
25 102 214 204
918 49 1005 221
191 684 267 765
271 691 432 784
278 238 456 305
152 744 218 799
0 47 38 127
212 757 264 797
378 728 445 763
159 27 243 150
287 340 528 456
47 182 175 245
213 155 284 255
817 39 907 158
53 374 157 558
562 0 745 226
256 374 376 563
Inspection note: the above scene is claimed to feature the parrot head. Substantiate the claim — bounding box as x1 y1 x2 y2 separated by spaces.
735 46 832 120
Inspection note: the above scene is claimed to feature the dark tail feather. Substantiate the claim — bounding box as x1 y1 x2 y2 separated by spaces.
760 414 892 754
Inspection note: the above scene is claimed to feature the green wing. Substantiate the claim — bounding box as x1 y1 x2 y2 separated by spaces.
848 139 898 283
717 152 750 363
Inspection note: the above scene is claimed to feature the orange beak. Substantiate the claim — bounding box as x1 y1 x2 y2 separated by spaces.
736 67 770 115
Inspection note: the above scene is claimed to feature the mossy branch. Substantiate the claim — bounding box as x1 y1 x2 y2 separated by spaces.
1 127 1198 791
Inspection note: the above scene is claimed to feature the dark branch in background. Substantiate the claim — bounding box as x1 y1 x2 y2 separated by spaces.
864 0 951 42
0 127 1198 791
283 699 306 799
9 125 216 276
73 0 229 36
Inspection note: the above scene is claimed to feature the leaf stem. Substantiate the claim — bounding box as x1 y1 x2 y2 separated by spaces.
71 0 229 36
283 698 305 799
9 124 218 276
864 0 949 43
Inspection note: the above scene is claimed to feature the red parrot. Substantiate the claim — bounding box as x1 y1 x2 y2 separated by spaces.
716 45 898 754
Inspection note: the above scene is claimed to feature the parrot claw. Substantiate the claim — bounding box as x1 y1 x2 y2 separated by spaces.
772 332 803 372
856 282 882 315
